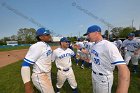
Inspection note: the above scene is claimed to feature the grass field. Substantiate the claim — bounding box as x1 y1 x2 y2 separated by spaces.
0 60 140 93
0 46 29 51
0 43 59 52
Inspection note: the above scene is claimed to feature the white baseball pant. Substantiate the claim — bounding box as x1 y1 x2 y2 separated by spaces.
125 51 139 65
31 72 55 93
56 67 77 89
92 72 113 93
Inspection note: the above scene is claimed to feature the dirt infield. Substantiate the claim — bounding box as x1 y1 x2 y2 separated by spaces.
0 46 58 68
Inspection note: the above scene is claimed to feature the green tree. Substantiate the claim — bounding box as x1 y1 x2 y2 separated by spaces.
17 28 36 44
110 27 123 37
10 35 18 40
119 27 135 38
104 30 109 40
67 36 77 43
0 39 6 45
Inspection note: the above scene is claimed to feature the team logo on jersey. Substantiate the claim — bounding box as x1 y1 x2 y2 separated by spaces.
91 50 98 57
58 53 72 59
91 49 100 65
46 50 52 56
126 43 137 47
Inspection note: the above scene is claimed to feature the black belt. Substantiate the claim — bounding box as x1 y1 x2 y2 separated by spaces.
58 68 69 72
92 70 104 76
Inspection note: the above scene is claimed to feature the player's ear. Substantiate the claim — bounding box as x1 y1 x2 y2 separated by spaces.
38 36 44 40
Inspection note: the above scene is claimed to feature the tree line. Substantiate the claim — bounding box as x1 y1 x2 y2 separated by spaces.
0 28 36 45
0 26 138 45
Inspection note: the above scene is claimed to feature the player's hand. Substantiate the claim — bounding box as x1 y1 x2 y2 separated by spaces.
76 54 80 59
25 81 34 93
81 48 88 54
84 58 90 63
81 56 90 62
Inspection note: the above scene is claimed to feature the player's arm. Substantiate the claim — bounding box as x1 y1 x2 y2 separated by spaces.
134 42 140 55
21 60 34 93
108 42 130 93
81 48 91 62
116 64 130 93
121 40 126 51
21 45 42 93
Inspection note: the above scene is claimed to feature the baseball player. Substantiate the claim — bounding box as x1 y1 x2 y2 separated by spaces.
76 38 85 48
84 39 93 68
75 38 86 68
21 28 55 93
52 37 78 93
83 25 130 93
113 37 122 51
122 33 140 73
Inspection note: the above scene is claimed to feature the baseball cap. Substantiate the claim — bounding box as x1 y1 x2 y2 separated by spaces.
128 33 135 37
83 25 101 36
36 28 50 36
77 38 82 41
60 37 70 42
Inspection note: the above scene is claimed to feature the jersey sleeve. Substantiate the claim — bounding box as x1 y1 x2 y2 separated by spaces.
23 44 43 65
107 42 125 65
136 39 140 48
76 50 81 55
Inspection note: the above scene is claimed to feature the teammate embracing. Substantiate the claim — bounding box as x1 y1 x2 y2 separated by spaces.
21 28 55 93
83 25 130 93
52 37 78 93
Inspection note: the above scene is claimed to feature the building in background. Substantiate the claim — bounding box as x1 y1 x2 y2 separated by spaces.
6 41 18 46
52 37 63 42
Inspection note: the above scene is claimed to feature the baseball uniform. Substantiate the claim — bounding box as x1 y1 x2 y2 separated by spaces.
113 39 122 51
52 47 77 91
22 41 55 93
75 41 87 68
21 27 55 93
84 41 93 67
83 25 129 93
122 38 140 65
89 40 125 93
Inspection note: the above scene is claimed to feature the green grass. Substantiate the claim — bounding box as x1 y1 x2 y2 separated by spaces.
0 46 29 51
0 60 140 93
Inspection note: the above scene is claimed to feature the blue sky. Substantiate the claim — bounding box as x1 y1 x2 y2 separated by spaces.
0 0 140 39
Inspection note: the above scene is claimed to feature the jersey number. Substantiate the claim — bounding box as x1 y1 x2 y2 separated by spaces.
93 58 100 65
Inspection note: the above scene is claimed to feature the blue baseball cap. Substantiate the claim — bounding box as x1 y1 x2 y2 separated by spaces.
60 37 70 42
128 33 135 37
36 28 51 36
83 25 101 36
77 38 82 41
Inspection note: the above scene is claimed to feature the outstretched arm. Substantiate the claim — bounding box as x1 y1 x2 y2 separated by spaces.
21 62 34 93
116 64 130 93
